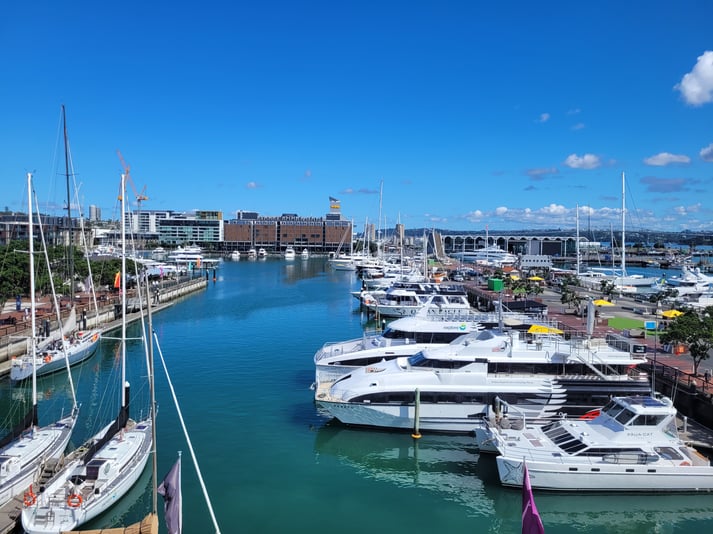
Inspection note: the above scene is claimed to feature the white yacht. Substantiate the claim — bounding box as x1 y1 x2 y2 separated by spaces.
477 395 713 492
313 306 551 385
248 248 257 260
362 283 472 318
450 246 518 268
301 248 310 259
284 246 296 260
315 329 651 433
258 247 268 258
230 250 241 261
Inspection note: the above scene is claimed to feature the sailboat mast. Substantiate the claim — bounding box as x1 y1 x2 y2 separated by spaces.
62 105 74 304
621 172 626 277
27 173 38 421
146 278 158 515
121 173 127 408
576 204 580 275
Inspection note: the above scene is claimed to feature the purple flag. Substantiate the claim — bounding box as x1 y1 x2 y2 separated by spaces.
522 462 544 534
158 456 182 534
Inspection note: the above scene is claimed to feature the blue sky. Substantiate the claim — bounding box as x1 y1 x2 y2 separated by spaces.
2 1 712 234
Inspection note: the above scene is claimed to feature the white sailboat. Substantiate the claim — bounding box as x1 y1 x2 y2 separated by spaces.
11 107 101 382
0 173 78 508
22 172 153 534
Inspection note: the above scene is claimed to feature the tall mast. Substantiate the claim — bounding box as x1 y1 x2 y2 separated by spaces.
62 105 74 304
576 204 580 275
27 173 38 423
621 172 626 277
121 173 127 408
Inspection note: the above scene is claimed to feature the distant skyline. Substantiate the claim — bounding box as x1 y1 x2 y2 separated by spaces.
2 1 712 233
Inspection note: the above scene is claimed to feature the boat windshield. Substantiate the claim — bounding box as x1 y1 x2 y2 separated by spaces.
614 407 637 426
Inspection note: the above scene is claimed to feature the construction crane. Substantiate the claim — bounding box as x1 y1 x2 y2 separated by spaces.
117 150 149 248
116 149 149 209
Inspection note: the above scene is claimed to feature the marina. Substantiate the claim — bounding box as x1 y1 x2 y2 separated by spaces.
1 258 713 532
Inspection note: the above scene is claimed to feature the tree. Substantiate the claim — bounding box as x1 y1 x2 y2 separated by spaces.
599 280 616 301
659 307 713 376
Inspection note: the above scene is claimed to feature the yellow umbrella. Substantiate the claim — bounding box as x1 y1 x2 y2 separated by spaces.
592 299 615 306
527 276 544 281
527 324 564 335
661 309 684 318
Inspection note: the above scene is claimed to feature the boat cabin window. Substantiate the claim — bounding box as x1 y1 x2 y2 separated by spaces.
653 446 684 461
630 414 667 426
614 408 637 425
602 400 627 420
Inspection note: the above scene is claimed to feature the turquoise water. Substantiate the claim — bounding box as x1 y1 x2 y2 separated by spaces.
7 258 713 533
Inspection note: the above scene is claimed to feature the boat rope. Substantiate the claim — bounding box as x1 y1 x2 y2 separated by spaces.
153 330 222 533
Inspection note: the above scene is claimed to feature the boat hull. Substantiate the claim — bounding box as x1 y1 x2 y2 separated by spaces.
496 456 713 492
11 332 101 382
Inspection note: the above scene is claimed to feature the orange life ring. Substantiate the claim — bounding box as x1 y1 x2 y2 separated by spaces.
43 354 52 364
67 494 83 508
23 491 36 507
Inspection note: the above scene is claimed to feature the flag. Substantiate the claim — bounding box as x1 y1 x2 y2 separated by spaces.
329 196 339 202
113 272 121 289
522 462 544 534
158 455 182 534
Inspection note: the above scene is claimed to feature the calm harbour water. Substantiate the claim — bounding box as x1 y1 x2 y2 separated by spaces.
6 258 713 533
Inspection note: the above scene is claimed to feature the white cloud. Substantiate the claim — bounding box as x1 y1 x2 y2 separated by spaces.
540 204 568 216
700 143 713 162
495 206 508 216
563 153 601 169
571 122 585 131
246 181 259 189
537 113 550 123
643 152 691 166
674 50 713 106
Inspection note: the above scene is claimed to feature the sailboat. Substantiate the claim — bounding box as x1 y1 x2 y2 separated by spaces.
22 172 153 534
580 173 659 290
10 106 101 382
0 173 78 508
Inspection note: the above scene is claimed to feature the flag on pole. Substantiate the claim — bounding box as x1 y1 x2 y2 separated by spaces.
522 462 545 534
158 455 182 534
113 272 121 289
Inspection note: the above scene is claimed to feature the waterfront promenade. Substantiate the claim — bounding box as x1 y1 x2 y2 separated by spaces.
0 274 208 377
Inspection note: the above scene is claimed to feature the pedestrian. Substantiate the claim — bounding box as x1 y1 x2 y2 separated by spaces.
705 369 711 384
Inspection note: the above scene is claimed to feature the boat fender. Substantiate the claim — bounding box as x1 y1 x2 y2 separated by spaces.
67 494 83 508
680 461 691 466
44 354 52 364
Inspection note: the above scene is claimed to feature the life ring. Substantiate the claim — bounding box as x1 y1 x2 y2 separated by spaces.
67 494 83 508
43 355 52 364
23 491 36 507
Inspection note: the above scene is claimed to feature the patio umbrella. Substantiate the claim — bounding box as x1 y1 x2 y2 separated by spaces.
661 309 684 318
592 299 615 306
527 276 544 281
527 324 564 335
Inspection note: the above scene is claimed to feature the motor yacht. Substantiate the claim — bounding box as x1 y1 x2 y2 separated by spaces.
315 329 651 433
477 395 713 492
